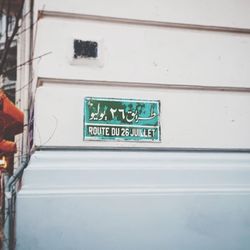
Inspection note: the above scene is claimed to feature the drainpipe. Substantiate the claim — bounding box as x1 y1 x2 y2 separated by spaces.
3 159 28 250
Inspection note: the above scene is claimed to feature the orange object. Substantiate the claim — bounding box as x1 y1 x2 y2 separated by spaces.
0 90 24 137
0 139 17 153
2 0 24 16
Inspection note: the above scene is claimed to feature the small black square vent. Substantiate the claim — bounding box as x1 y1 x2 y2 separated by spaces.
73 40 98 59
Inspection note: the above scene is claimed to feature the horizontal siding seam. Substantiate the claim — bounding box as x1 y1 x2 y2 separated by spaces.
39 10 250 34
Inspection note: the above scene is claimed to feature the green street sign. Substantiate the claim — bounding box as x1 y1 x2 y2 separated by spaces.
84 97 160 142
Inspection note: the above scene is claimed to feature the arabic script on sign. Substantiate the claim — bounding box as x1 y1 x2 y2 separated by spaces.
89 102 157 123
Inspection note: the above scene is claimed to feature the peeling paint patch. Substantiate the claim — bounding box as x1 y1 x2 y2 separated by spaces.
73 40 98 59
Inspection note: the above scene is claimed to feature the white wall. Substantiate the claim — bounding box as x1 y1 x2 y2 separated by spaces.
16 150 250 250
16 2 250 248
30 0 250 149
35 0 250 28
34 83 250 149
34 16 250 88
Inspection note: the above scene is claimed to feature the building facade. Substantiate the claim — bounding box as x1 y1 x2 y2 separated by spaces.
9 0 250 249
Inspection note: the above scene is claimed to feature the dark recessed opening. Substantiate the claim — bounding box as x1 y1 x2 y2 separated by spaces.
74 40 98 59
